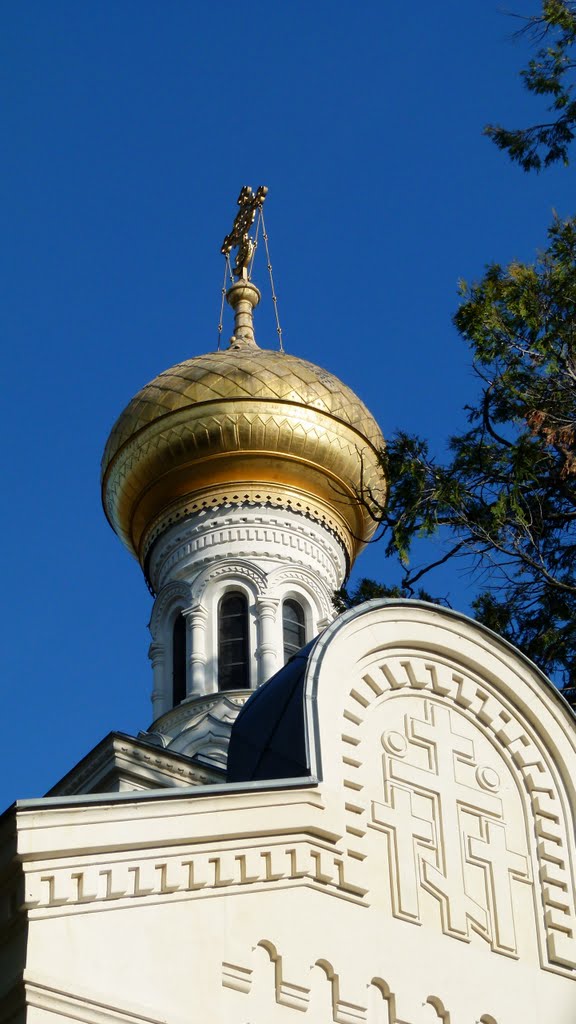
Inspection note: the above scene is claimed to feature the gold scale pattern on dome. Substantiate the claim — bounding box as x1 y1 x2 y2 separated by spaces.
101 187 386 574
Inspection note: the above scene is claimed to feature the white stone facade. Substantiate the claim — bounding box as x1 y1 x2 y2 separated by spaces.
143 503 345 761
4 601 576 1023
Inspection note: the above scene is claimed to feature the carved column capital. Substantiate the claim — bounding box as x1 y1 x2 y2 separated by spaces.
182 603 209 626
256 596 281 617
317 616 333 631
148 642 165 668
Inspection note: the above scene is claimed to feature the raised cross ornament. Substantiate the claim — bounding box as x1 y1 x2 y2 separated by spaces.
370 699 531 955
221 185 268 280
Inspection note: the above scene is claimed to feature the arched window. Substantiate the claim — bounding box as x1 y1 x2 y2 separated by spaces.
172 612 187 706
218 591 249 690
283 599 306 663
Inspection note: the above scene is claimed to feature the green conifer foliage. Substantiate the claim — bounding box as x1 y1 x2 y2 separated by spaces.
363 217 576 685
485 0 576 171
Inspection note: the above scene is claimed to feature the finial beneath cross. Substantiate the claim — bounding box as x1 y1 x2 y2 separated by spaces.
221 185 268 280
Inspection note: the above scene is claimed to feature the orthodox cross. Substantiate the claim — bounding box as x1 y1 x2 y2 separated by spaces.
221 185 268 279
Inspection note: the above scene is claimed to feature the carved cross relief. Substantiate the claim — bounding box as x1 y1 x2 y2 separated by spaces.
369 699 531 956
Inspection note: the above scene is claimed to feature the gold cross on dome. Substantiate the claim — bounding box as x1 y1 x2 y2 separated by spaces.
221 185 268 279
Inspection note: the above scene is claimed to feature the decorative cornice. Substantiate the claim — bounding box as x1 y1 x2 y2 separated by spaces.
148 502 345 593
22 831 364 920
47 734 222 797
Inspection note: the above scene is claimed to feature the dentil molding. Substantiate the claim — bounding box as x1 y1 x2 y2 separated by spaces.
148 504 346 594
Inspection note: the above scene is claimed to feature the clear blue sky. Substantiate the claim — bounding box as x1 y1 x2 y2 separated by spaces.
1 1 573 810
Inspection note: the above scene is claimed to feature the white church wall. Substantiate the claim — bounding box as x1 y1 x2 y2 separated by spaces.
7 602 576 1022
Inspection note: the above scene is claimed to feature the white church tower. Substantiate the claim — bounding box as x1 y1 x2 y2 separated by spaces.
97 185 386 773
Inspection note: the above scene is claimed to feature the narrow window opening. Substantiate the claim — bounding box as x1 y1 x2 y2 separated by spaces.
218 592 249 690
283 599 306 663
172 612 187 706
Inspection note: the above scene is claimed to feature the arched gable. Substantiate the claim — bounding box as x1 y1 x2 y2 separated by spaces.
228 598 576 1006
302 600 576 981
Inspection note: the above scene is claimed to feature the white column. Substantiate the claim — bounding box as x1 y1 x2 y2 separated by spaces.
148 642 169 719
256 597 280 686
183 604 209 698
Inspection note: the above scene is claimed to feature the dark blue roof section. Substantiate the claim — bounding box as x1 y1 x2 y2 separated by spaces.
226 639 318 782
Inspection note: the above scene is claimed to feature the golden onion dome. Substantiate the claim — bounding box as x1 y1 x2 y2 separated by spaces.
101 279 386 572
